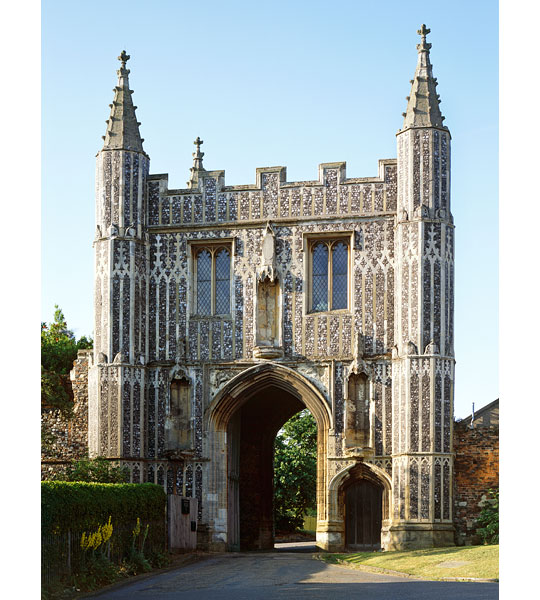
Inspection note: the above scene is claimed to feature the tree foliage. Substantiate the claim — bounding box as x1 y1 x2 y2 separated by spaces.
476 488 499 545
273 409 317 532
49 457 130 484
41 305 92 415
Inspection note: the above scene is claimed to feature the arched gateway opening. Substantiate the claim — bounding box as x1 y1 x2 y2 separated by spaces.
208 363 332 551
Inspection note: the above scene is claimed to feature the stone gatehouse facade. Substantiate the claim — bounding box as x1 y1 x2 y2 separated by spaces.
88 25 454 552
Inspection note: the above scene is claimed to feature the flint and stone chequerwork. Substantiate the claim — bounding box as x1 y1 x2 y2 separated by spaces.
89 28 455 551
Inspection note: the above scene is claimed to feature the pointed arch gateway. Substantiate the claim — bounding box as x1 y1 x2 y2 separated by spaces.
206 363 333 551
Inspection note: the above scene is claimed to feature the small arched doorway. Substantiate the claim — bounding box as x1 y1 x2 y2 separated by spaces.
345 479 383 550
208 363 332 551
337 463 390 551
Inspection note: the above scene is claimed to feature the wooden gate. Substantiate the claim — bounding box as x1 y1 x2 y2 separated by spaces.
168 495 198 551
345 479 382 550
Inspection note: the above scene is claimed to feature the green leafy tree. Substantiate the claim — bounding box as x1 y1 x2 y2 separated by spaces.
41 305 92 415
46 457 129 483
64 457 129 483
273 409 317 532
476 488 499 545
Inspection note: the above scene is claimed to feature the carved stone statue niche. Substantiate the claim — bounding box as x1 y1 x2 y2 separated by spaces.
344 371 373 455
253 222 283 359
165 377 193 453
256 277 279 347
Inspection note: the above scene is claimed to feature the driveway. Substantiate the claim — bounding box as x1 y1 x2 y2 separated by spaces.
87 551 498 600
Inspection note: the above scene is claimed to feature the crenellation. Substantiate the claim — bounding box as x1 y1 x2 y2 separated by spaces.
262 172 279 219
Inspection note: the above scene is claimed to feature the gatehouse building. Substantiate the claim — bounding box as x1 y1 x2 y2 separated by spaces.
87 25 455 551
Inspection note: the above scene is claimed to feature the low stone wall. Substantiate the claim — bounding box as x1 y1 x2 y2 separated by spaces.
41 350 91 480
453 422 499 545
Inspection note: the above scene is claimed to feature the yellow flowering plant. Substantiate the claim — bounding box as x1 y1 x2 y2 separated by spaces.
128 517 151 574
80 516 113 557
132 517 141 538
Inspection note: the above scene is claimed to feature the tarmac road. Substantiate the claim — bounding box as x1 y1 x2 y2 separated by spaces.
86 549 499 600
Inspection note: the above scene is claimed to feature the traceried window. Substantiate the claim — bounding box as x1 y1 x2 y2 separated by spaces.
194 246 231 315
310 239 349 312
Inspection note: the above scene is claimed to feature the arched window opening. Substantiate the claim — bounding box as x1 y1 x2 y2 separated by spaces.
332 241 348 309
194 245 231 316
196 250 212 315
309 238 349 312
312 243 329 312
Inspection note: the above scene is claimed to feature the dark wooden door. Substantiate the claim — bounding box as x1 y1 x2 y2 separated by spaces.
227 412 241 551
345 480 382 550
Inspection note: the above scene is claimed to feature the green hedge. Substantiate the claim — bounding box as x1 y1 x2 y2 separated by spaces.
41 481 166 535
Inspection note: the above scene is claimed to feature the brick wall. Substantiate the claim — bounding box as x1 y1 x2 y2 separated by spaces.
41 349 91 480
453 422 499 545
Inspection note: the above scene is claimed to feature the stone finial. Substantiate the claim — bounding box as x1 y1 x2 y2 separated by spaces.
192 137 204 170
118 50 130 66
102 51 145 153
187 136 206 188
406 341 418 356
424 339 439 355
416 24 432 51
113 351 125 363
400 25 447 131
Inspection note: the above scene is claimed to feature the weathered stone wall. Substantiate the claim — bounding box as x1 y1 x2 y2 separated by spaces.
41 349 91 480
453 422 499 545
146 160 397 365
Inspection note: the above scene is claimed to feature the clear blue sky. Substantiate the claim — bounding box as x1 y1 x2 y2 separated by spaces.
41 0 498 419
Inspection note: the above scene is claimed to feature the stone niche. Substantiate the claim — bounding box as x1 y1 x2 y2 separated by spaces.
253 276 283 359
165 377 193 452
344 372 373 454
253 223 283 359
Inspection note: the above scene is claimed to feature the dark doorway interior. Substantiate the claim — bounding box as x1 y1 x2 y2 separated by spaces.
345 479 383 550
227 386 304 551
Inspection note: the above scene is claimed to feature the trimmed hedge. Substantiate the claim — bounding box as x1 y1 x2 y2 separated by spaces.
41 481 166 535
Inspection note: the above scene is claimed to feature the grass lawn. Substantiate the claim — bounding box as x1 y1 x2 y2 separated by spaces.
319 544 498 581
